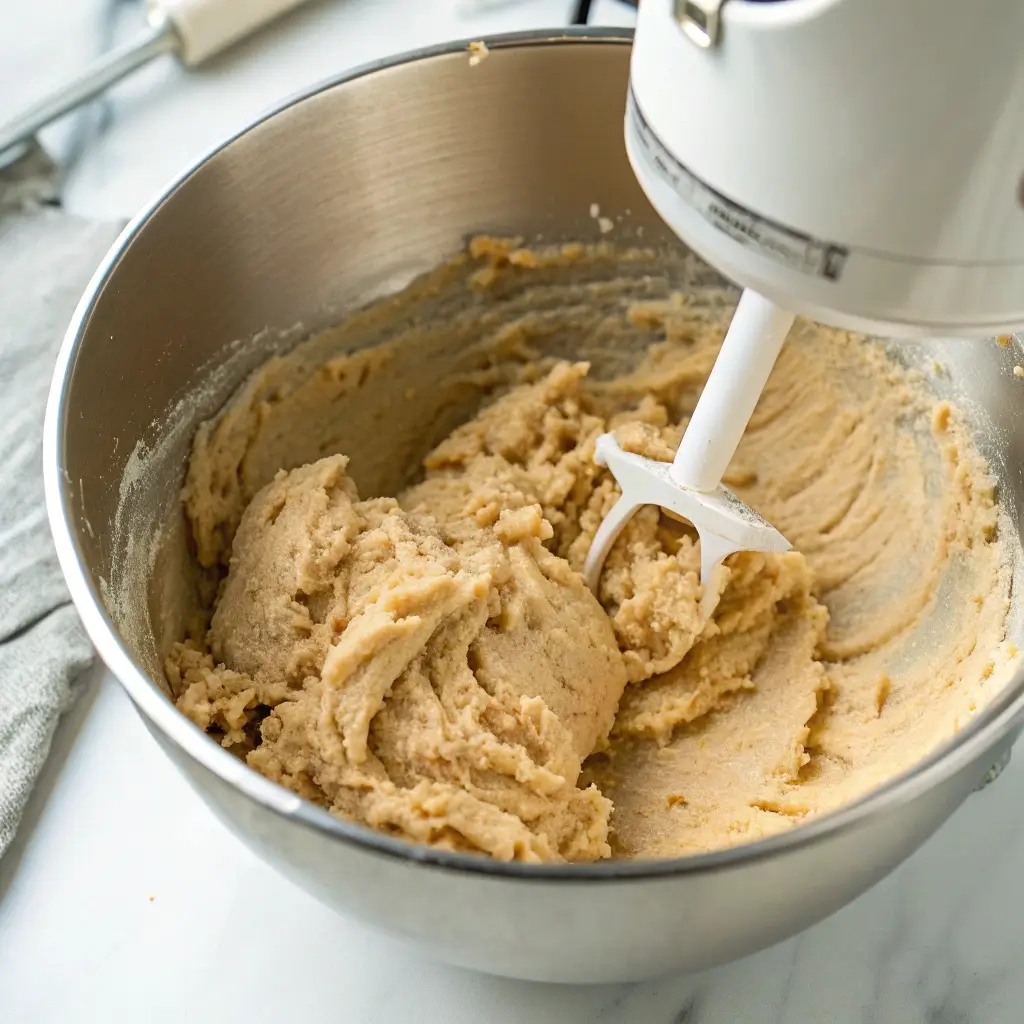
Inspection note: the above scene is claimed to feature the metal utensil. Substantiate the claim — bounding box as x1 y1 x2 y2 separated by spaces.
0 0 316 157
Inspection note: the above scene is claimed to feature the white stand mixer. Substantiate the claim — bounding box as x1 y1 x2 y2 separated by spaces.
584 0 1024 603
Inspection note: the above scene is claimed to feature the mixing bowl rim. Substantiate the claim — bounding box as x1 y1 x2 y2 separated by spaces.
44 27 1024 882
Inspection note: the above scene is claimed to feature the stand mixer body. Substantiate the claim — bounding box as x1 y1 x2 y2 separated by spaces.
628 0 1024 339
584 0 1024 593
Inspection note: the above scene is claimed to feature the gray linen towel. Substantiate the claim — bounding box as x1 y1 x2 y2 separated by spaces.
0 148 123 857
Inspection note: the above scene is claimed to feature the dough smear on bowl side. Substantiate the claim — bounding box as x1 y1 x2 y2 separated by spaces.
165 238 1020 863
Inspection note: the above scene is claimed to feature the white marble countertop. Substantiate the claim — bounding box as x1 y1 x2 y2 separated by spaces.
2 3 1024 1022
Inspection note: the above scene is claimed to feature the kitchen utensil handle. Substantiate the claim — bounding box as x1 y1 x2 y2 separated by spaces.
159 0 316 66
0 19 178 158
0 0 314 158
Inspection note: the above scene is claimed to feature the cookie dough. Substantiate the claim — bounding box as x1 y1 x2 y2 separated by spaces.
166 239 1019 862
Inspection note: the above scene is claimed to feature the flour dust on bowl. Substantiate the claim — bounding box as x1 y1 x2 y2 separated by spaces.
44 31 1024 984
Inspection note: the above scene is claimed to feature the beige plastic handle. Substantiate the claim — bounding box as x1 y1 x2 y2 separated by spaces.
154 0 315 66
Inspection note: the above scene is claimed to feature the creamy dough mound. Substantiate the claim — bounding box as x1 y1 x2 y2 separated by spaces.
166 239 1019 862
169 455 627 862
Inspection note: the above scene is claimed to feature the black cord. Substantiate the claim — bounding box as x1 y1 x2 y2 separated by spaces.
572 0 638 25
571 0 594 24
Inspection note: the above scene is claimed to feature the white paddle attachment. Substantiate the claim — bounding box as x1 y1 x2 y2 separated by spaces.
582 291 794 617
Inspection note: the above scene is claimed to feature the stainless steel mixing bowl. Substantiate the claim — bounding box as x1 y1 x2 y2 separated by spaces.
44 29 1024 983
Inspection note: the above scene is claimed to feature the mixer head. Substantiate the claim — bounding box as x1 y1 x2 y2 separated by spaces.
627 0 1024 338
